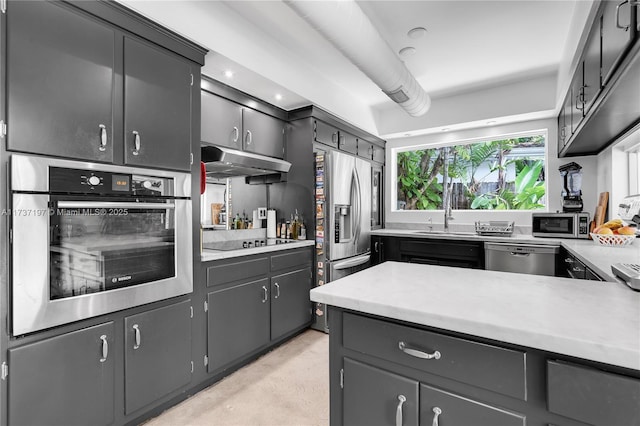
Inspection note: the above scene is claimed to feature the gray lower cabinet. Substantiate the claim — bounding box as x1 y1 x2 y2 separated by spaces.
8 322 115 426
123 36 193 171
207 277 271 372
205 248 313 373
271 268 313 340
419 384 525 426
7 0 115 163
124 300 192 415
343 357 419 426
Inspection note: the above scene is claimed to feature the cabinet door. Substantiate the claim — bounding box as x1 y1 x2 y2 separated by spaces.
357 140 373 160
339 132 358 155
201 91 243 151
371 165 383 229
582 18 601 115
124 300 192 415
372 145 385 164
314 120 339 149
557 109 566 154
124 37 192 171
563 87 573 138
419 384 525 426
570 65 584 131
7 1 115 162
207 278 270 372
343 358 419 426
601 0 634 85
242 108 284 159
271 268 312 340
8 322 115 426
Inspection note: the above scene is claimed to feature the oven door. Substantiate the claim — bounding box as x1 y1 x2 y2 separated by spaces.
11 194 192 335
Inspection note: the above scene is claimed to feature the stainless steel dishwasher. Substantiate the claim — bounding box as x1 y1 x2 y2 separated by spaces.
484 242 559 276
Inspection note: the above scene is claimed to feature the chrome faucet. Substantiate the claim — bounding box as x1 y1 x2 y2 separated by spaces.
442 146 453 232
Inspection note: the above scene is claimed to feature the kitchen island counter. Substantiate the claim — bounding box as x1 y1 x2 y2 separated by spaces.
310 261 640 370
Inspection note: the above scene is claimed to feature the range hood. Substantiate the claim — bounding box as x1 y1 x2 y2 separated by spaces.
201 143 291 179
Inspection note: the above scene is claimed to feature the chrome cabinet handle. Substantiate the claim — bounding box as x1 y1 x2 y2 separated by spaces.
100 335 108 363
133 324 141 350
274 283 280 299
616 0 630 31
98 124 107 152
572 266 584 272
261 285 268 303
245 130 252 146
398 341 441 360
395 395 406 426
564 258 574 264
233 126 239 142
374 241 379 252
332 132 338 145
431 407 442 426
132 131 141 156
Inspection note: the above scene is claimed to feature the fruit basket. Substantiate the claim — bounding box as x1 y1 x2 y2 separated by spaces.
590 233 636 246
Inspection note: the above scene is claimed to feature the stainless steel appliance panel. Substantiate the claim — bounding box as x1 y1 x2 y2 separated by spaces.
531 212 590 239
11 154 192 335
485 243 559 276
326 151 371 261
314 253 371 332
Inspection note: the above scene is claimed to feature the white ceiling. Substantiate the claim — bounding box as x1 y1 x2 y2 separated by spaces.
118 0 589 137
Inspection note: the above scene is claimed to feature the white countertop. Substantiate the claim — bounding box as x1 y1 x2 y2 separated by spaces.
310 261 640 370
200 239 315 262
371 228 640 282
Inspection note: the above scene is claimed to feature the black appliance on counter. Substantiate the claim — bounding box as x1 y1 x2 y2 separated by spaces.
559 162 584 212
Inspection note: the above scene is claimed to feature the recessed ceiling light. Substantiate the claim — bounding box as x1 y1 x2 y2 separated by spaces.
408 27 427 39
223 70 234 79
398 47 416 58
275 93 283 101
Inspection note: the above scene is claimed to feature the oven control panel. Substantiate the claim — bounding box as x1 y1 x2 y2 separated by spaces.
49 167 171 196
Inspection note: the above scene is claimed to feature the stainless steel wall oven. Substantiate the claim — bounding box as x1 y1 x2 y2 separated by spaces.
10 154 193 335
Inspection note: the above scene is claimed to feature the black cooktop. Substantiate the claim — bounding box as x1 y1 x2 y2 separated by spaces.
203 238 297 251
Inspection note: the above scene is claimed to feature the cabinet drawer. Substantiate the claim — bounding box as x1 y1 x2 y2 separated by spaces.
343 313 526 400
270 248 312 272
547 360 640 426
206 257 269 286
420 384 525 426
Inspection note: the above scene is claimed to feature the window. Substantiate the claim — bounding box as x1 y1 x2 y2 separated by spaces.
395 133 546 211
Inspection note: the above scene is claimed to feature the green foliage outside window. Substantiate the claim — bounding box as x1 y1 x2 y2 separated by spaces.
396 135 546 210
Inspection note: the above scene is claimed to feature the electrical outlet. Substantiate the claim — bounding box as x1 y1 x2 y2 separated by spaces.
258 207 267 219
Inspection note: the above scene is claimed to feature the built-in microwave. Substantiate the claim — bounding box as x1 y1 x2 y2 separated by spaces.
531 212 590 239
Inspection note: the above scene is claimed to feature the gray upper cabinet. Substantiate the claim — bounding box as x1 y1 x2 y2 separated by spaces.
601 0 635 86
314 119 340 149
124 300 192 415
6 1 115 163
338 131 358 155
8 322 115 426
5 1 199 171
582 18 602 115
123 37 193 171
371 144 385 164
201 90 284 159
242 107 285 158
201 91 243 150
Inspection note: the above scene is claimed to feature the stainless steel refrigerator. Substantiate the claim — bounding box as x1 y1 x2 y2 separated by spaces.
313 149 371 332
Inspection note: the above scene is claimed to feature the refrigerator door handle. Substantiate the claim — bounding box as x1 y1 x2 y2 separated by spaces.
333 254 371 270
352 167 362 245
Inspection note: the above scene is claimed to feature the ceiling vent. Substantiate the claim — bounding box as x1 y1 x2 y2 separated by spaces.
284 0 431 117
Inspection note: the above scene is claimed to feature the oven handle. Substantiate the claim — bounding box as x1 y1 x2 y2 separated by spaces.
56 201 175 210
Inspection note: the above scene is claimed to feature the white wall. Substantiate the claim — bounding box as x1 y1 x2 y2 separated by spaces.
385 118 598 231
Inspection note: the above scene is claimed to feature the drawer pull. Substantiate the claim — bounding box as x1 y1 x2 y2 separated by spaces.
395 395 406 426
398 341 441 360
431 407 442 426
